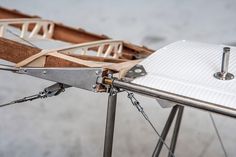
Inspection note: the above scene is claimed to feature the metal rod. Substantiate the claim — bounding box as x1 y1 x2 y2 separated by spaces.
221 47 230 74
107 79 236 118
103 92 117 157
214 47 234 80
168 106 184 157
152 106 179 157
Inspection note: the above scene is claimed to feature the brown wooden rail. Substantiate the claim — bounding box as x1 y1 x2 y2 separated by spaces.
0 37 126 68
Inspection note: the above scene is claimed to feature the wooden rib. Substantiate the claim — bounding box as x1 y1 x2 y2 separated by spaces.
0 7 154 60
67 54 126 63
0 37 125 67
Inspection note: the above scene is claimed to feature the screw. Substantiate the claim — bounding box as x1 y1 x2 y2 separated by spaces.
108 73 113 78
42 70 47 74
92 85 96 89
134 68 142 73
23 69 27 73
95 70 100 75
128 70 133 73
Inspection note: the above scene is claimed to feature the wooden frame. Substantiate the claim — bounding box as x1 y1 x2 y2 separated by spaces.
0 7 154 60
0 18 54 39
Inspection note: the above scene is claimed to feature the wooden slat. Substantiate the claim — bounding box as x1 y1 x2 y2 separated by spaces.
0 37 125 67
0 7 154 60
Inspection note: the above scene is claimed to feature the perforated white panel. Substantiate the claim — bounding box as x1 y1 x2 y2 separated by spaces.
132 41 236 109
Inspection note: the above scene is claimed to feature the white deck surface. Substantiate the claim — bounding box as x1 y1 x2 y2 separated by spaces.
133 41 236 109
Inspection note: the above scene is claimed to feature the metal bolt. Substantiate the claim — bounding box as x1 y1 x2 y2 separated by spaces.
42 70 47 74
108 73 113 78
134 68 142 73
95 70 100 75
92 85 96 89
23 69 27 73
110 88 118 96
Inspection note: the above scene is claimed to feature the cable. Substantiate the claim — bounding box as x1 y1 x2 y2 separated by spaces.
0 94 42 108
209 113 228 157
0 83 66 108
6 29 39 48
126 91 175 157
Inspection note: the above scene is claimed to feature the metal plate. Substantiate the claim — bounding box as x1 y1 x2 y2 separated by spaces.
125 64 147 80
17 67 102 92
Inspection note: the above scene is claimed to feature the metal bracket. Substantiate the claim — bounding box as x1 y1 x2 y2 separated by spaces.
16 67 103 92
125 64 147 80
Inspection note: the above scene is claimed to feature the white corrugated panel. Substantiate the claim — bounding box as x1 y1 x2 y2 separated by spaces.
132 40 236 109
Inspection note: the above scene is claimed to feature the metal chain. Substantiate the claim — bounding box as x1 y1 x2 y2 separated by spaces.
209 113 228 157
125 91 175 157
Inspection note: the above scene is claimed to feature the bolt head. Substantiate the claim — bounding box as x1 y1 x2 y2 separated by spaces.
134 68 142 73
42 70 47 74
92 85 96 89
108 73 113 78
95 70 100 75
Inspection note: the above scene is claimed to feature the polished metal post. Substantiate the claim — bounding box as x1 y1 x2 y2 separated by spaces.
168 106 184 157
103 92 117 157
108 79 236 118
152 106 179 157
214 47 234 80
221 47 230 74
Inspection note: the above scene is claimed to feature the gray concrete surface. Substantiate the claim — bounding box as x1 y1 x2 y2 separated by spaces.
0 0 236 156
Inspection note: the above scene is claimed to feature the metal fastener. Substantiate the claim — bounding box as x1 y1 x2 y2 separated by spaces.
42 70 47 74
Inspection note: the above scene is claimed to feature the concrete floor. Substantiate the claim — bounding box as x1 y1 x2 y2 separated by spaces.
0 0 236 156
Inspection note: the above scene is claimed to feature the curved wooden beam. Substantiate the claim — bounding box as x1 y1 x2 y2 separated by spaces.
0 37 126 68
